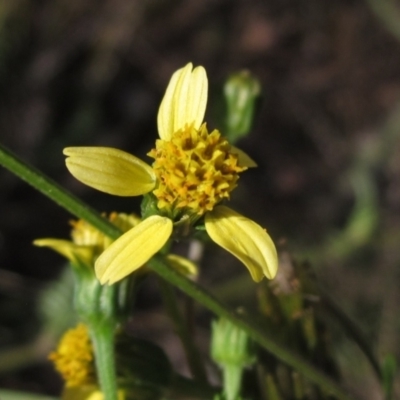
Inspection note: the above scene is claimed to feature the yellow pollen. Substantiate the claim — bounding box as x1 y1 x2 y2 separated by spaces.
148 123 247 215
49 323 95 387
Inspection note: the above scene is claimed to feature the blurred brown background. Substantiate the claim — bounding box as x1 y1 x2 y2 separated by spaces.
1 0 400 398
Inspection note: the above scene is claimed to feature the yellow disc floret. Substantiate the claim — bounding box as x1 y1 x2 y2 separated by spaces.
148 123 247 215
49 323 95 388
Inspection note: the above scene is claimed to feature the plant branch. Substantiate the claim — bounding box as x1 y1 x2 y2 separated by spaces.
89 323 119 400
0 144 121 239
0 143 356 400
149 257 355 400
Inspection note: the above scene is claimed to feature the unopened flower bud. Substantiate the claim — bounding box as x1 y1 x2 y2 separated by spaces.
224 71 261 143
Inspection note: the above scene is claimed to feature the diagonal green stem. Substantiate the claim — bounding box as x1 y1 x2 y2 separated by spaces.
149 257 354 400
0 144 120 400
0 144 120 239
0 143 356 400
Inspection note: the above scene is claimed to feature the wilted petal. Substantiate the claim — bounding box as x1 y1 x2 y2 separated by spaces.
64 147 156 196
205 205 278 281
157 63 208 140
33 238 94 266
96 216 173 285
230 146 257 168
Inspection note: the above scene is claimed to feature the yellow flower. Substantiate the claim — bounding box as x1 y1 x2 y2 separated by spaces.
34 213 141 267
34 212 197 280
49 323 125 400
49 323 95 388
63 63 278 284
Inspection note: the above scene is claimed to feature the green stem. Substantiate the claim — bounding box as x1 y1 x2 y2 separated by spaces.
0 144 120 239
89 323 118 400
0 144 355 400
0 145 120 399
223 364 242 400
158 277 208 384
149 257 354 400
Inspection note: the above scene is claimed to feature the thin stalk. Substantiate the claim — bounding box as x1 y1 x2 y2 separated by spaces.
89 323 118 400
0 144 356 400
0 144 120 239
158 277 208 384
214 273 382 382
0 144 120 399
223 364 243 400
149 257 355 400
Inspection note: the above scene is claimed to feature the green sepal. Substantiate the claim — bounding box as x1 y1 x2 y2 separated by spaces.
211 318 256 400
73 261 118 327
71 259 138 327
140 193 160 219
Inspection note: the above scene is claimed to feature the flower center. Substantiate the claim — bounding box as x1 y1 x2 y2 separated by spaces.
148 123 247 216
49 323 95 387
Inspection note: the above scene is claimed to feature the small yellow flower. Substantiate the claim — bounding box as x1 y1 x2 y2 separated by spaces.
34 212 197 280
49 323 95 388
34 213 141 267
49 324 126 400
63 63 278 284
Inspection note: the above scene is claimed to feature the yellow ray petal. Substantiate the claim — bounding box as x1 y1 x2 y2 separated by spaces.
230 145 257 168
205 205 278 281
64 147 156 196
181 65 207 132
157 63 208 140
95 216 173 285
157 65 185 141
33 238 94 266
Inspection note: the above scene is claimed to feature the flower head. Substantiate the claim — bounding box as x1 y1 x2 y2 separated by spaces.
49 323 95 388
148 123 246 215
63 63 278 284
50 324 125 400
34 213 142 325
34 212 141 267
